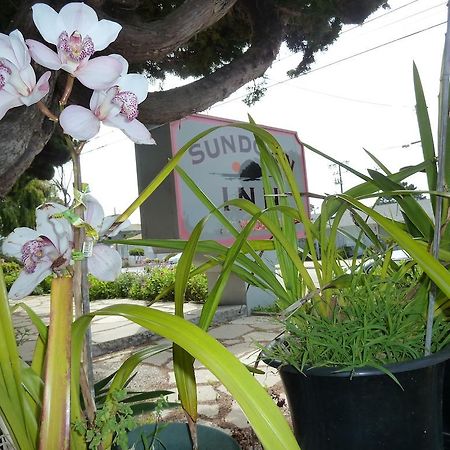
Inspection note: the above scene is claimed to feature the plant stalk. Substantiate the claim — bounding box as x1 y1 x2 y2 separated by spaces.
425 4 450 355
38 276 73 450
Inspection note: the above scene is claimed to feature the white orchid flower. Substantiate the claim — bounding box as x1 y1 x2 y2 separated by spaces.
0 29 51 120
26 2 122 90
59 55 155 144
2 203 73 300
83 194 129 281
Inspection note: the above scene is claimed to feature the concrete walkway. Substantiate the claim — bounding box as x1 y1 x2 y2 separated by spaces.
11 296 286 441
12 296 249 360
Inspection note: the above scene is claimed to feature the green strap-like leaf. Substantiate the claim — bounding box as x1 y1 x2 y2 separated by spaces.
338 195 450 297
71 306 300 450
413 63 437 206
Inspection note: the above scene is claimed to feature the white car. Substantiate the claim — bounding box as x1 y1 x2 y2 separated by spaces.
362 249 410 272
167 253 182 265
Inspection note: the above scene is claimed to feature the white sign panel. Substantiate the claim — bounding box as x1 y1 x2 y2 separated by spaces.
170 114 310 244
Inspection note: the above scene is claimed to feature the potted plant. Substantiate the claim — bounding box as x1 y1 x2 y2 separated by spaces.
118 58 450 448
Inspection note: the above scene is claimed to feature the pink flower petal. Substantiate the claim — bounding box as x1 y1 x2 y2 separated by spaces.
59 2 98 38
8 262 53 300
109 54 128 77
84 194 105 233
2 227 40 260
118 73 148 104
75 56 122 90
88 20 122 51
60 105 100 141
106 115 155 145
0 90 21 120
21 71 50 106
31 4 63 45
26 39 62 70
88 244 122 281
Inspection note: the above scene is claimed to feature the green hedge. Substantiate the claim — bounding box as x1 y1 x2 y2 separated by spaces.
2 261 208 303
89 267 208 303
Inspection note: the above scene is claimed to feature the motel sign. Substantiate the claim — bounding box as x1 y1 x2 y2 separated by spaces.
135 114 309 244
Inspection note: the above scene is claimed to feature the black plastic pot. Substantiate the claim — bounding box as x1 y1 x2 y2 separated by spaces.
266 346 450 450
443 359 450 449
122 423 240 450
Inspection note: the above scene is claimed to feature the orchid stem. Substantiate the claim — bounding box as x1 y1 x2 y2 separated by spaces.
36 101 58 122
59 75 75 107
39 277 72 450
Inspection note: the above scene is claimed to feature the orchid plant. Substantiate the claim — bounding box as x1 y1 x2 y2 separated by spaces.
0 3 299 450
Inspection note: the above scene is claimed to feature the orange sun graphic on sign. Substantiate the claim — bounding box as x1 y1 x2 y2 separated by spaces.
231 161 241 173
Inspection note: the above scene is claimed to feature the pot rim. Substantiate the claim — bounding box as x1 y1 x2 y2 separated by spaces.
262 340 450 377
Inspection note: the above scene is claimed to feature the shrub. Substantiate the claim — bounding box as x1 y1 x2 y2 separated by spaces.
115 272 138 298
184 274 208 303
88 276 120 300
129 248 145 257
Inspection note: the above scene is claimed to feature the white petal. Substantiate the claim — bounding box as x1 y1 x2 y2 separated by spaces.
26 40 62 70
0 38 17 65
106 115 155 145
22 71 51 106
0 90 21 120
36 203 73 255
89 89 103 111
75 56 122 90
99 215 131 237
109 54 128 77
2 227 40 260
59 105 100 141
118 73 148 103
8 263 52 300
19 65 36 92
9 30 29 68
59 2 98 37
88 244 122 281
87 20 122 51
31 4 64 45
84 194 105 232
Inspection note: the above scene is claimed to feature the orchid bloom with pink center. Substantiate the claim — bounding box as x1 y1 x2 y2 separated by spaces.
2 203 73 300
83 194 129 281
26 2 122 90
0 29 51 120
59 55 155 144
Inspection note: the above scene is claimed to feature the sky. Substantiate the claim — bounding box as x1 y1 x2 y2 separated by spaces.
63 0 448 223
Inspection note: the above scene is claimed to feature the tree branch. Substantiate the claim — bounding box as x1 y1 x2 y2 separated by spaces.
97 0 239 62
138 0 285 125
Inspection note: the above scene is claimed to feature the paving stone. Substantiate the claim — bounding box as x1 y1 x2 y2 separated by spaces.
209 324 252 340
197 385 219 402
224 402 249 428
242 331 281 344
198 403 220 418
192 368 219 384
141 349 172 367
